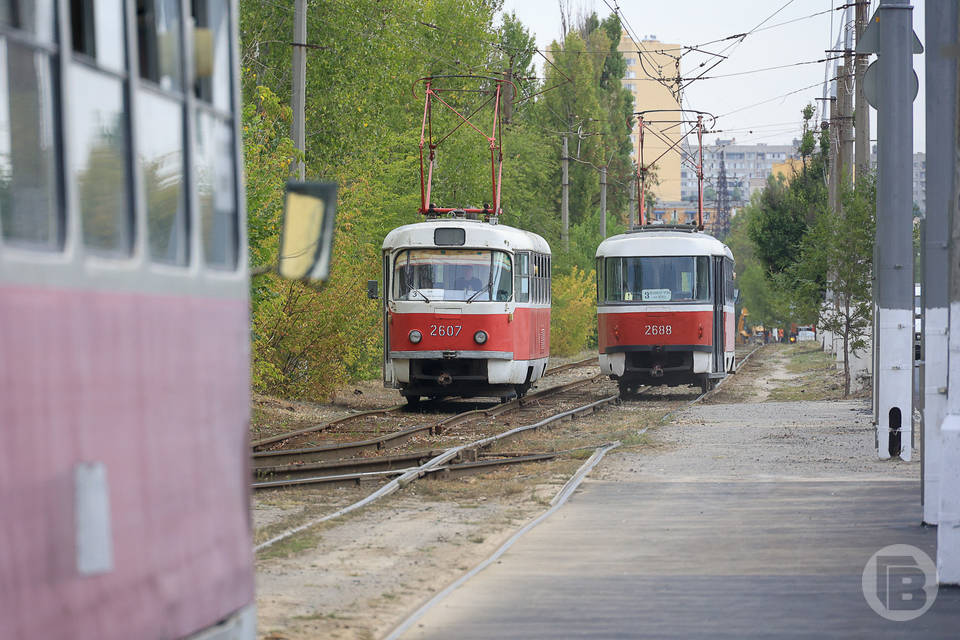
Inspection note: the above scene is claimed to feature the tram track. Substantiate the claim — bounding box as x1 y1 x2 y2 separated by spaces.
250 356 599 452
251 372 611 488
253 348 760 551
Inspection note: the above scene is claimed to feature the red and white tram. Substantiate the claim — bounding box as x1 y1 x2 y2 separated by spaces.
1 2 257 638
381 215 551 404
596 226 736 395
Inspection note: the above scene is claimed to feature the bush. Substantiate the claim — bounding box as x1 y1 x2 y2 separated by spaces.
550 266 597 356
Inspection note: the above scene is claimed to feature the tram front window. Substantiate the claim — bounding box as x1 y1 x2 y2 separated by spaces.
605 256 710 302
393 249 512 302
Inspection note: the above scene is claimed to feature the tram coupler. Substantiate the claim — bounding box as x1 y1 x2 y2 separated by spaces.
651 363 664 378
437 372 453 386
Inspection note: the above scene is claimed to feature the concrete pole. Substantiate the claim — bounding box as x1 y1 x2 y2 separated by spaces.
923 0 955 527
855 0 871 178
936 0 960 585
561 135 569 250
600 165 607 239
839 64 854 187
828 97 840 218
825 97 840 357
291 0 306 180
841 3 855 185
874 0 914 461
628 177 636 229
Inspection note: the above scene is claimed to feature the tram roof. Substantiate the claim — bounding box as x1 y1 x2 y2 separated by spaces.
383 218 551 254
596 229 733 260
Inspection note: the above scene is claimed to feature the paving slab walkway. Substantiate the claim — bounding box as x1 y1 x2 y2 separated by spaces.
398 398 960 639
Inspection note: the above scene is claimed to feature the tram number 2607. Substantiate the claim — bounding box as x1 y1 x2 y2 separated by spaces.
430 324 462 337
644 325 672 336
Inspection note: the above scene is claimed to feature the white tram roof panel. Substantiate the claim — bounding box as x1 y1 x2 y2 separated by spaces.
596 229 733 260
383 218 550 254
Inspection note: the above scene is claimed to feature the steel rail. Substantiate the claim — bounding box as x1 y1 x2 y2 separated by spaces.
250 356 600 451
252 453 560 491
254 392 619 552
251 405 402 451
251 373 605 468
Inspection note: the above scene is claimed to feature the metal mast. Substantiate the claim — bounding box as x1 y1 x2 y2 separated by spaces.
715 150 730 239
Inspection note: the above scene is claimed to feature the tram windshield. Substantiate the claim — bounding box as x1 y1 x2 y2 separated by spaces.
604 256 710 302
393 249 513 302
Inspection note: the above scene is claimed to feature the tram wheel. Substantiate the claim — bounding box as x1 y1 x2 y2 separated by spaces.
617 379 637 400
404 395 422 408
699 377 715 395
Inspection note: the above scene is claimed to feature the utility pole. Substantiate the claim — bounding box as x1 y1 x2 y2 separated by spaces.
715 151 730 239
561 135 569 249
855 0 870 177
503 60 514 126
828 95 839 217
628 176 636 229
838 63 853 187
600 165 607 239
874 0 915 461
928 0 960 582
291 0 306 180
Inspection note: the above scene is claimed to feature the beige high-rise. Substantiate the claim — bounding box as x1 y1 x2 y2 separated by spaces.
618 34 684 202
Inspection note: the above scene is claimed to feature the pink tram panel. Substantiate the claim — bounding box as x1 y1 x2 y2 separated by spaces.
595 228 736 394
0 2 255 638
382 218 551 403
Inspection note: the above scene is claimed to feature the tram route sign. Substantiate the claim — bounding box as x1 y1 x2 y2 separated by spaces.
641 289 672 302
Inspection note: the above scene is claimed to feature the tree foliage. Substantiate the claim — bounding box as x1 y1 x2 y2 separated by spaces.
241 1 636 398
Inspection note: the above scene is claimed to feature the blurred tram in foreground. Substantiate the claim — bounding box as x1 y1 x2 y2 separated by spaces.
381 215 551 404
0 1 255 638
596 226 736 395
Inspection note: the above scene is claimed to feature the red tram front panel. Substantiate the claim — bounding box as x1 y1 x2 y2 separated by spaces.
390 307 550 360
598 305 714 353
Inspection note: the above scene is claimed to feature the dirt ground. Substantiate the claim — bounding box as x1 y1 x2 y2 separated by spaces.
252 344 889 639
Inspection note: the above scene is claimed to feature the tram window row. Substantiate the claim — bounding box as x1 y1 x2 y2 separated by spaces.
515 250 550 304
0 0 239 269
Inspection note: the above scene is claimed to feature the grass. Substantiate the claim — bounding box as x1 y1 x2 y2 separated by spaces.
258 527 324 561
767 344 845 402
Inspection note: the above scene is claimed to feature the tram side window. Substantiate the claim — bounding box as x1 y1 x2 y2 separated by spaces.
541 255 549 303
532 255 539 303
596 258 603 302
515 251 529 303
192 0 238 269
547 255 551 303
723 259 735 304
605 258 623 302
0 1 62 250
71 0 133 255
136 0 188 265
534 254 543 304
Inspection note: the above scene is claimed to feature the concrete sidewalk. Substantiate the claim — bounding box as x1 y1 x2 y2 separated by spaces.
399 400 960 638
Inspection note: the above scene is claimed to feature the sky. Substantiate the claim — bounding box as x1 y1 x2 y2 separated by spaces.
499 0 927 153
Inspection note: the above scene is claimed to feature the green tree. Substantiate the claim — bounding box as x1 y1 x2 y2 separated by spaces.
797 175 876 395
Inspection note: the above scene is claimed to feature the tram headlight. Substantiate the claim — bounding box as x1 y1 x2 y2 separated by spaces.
474 330 488 345
409 330 422 344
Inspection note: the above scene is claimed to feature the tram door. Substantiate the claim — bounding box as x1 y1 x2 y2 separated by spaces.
383 252 393 385
712 257 725 373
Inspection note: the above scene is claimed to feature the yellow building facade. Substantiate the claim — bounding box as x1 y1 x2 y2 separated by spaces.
770 157 805 180
618 34 684 202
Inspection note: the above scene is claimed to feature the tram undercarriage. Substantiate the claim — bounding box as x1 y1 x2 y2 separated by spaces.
393 356 545 403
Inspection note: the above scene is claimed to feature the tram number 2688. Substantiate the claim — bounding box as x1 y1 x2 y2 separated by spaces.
644 325 672 336
430 324 462 337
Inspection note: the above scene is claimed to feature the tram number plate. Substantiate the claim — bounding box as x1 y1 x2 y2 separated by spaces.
430 324 462 337
645 325 672 336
